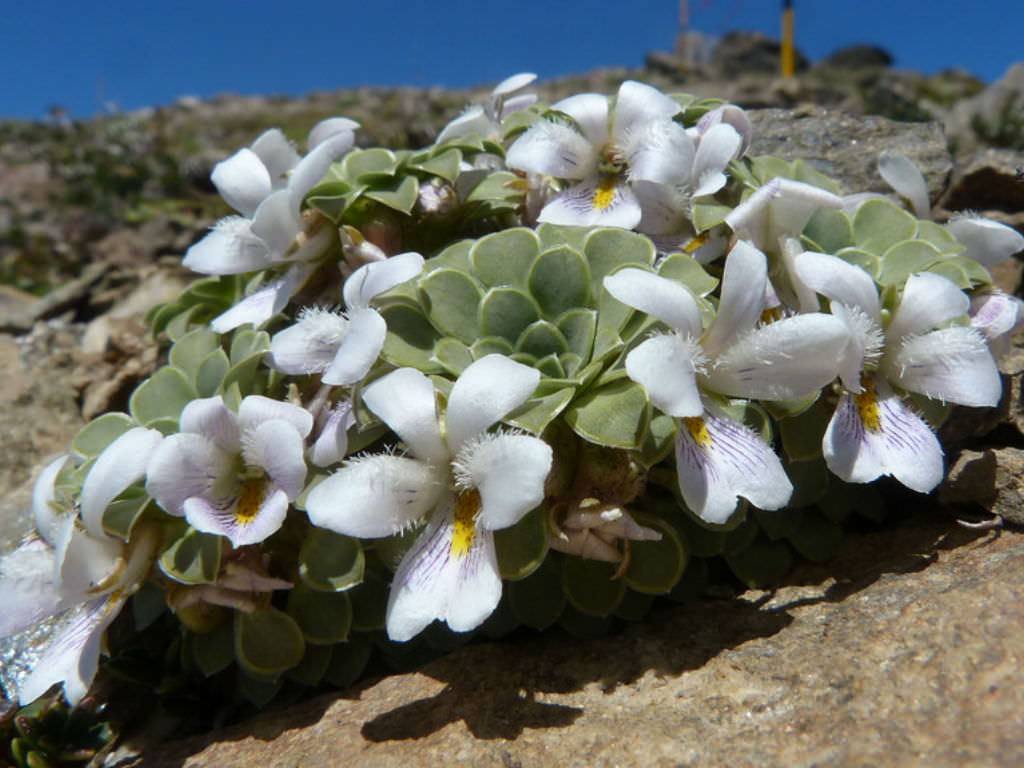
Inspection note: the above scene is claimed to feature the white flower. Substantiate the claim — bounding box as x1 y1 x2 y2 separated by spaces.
794 252 1002 491
970 288 1024 358
305 355 552 641
1 430 163 705
436 72 537 145
604 241 850 523
183 118 358 333
146 396 313 548
266 251 424 386
507 80 704 229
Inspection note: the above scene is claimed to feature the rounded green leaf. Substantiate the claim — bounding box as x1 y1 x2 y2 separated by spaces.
343 148 399 181
192 620 235 677
527 245 591 317
349 576 389 631
471 335 515 358
508 554 565 630
564 377 650 449
516 320 569 359
750 155 793 184
380 302 443 370
169 327 221 379
786 509 844 563
803 207 854 253
410 147 463 182
536 222 589 251
558 604 613 639
778 404 828 461
505 386 575 436
129 366 197 426
229 329 271 366
470 228 539 287
878 239 942 286
557 309 597 362
365 175 419 214
925 259 973 290
158 529 221 585
724 534 794 589
668 557 709 602
792 159 842 195
853 198 918 255
299 527 365 592
656 252 719 297
562 555 625 617
324 633 374 688
835 246 881 279
583 228 655 296
613 589 655 621
70 412 136 459
623 511 688 594
195 348 230 397
495 505 549 580
915 220 964 254
103 490 153 541
287 585 353 644
478 287 541 341
237 674 283 707
433 337 474 376
287 643 333 686
235 606 306 679
419 268 483 343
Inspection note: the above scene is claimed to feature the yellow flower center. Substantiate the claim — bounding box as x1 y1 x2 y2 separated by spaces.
683 231 710 253
854 377 881 433
682 416 712 448
450 489 480 559
592 175 618 210
235 477 266 525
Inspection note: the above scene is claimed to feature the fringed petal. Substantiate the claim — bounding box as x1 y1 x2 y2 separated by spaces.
363 367 448 465
886 326 1002 407
444 355 540 453
624 333 704 418
603 267 703 335
455 432 552 530
80 427 163 539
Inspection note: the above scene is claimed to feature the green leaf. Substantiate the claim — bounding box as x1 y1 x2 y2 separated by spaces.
878 239 942 286
792 159 841 195
166 305 205 342
926 258 976 289
785 456 830 507
365 175 419 214
379 301 443 370
287 643 333 686
469 228 539 287
419 268 483 343
192 620 235 677
835 246 881 279
343 148 399 181
638 412 677 467
853 198 918 255
235 606 305 679
299 527 365 592
306 180 354 222
229 329 271 366
562 556 625 617
195 348 230 397
623 511 688 594
668 557 709 602
557 308 597 362
692 199 734 232
324 633 374 688
287 585 353 644
516 320 569 358
582 228 655 297
559 604 613 639
70 412 136 459
536 222 590 251
478 286 541 341
237 674 283 708
802 207 854 253
169 327 221 377
528 245 591 316
409 147 462 182
778 403 828 461
494 505 548 580
159 529 221 585
349 576 389 631
786 509 844 563
471 336 515 358
219 351 267 397
433 337 474 376
505 386 575 435
656 252 719 296
750 155 793 184
102 488 153 541
508 554 565 630
129 366 197 426
564 377 650 449
724 533 793 589
915 220 963 254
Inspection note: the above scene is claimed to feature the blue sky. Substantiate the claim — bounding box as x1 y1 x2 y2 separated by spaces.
3 1 1021 120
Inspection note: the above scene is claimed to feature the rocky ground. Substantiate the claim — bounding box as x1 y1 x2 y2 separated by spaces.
3 37 1024 766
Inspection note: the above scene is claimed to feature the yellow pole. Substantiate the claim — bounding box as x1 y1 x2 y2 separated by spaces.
781 0 795 78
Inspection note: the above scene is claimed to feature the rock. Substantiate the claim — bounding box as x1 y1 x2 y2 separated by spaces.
939 147 1024 223
747 107 952 198
817 44 893 70
941 448 1024 525
711 31 809 79
947 62 1024 158
133 518 1024 768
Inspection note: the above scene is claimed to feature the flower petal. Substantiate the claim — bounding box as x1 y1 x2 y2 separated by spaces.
624 333 704 418
886 326 1002 407
308 117 359 150
210 261 316 333
56 520 123 601
289 131 355 201
32 455 70 547
267 307 348 375
691 123 741 197
250 129 301 190
538 177 642 229
625 120 695 186
603 267 703 335
886 271 969 342
0 539 61 637
242 420 308 499
436 105 493 145
183 217 272 275
249 189 300 261
877 151 930 218
793 250 881 321
445 355 540 453
725 178 843 252
505 120 598 179
363 368 447 464
309 401 355 467
701 240 767 357
343 251 424 310
553 92 610 147
80 427 163 539
612 81 680 139
456 432 552 530
211 148 272 218
185 486 289 548
305 454 441 537
321 307 386 386
823 379 943 492
946 215 1024 266
706 313 849 400
493 72 537 97
675 410 793 525
18 593 123 705
386 499 502 641
146 433 234 517
238 395 313 439
180 396 240 453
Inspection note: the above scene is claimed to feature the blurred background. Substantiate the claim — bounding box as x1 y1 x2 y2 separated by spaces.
3 0 1022 119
